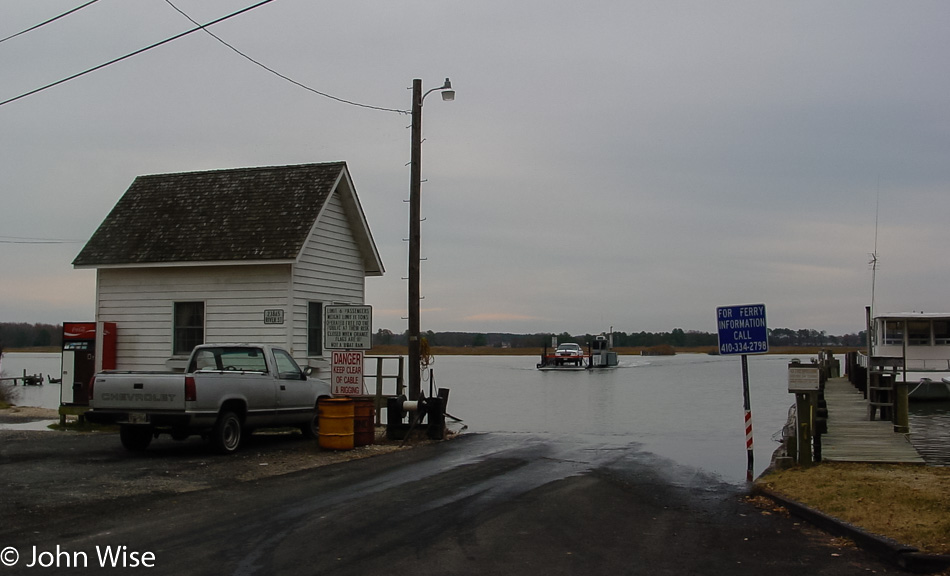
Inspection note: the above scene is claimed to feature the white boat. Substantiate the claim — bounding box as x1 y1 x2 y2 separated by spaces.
865 312 950 401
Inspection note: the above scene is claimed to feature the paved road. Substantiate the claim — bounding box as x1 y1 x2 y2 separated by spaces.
0 430 892 575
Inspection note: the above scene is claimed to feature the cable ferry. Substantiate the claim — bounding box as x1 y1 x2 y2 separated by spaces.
537 333 618 371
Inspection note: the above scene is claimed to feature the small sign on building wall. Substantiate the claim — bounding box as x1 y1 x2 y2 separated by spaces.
331 350 364 396
264 309 284 325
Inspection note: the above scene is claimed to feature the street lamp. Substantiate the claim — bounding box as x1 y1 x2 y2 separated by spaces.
408 77 454 400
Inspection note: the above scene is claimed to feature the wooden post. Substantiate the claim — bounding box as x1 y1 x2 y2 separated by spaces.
374 356 385 425
795 392 813 466
865 306 872 399
893 380 910 433
396 355 405 397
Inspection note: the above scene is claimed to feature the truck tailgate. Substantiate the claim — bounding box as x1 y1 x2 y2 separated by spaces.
91 372 186 411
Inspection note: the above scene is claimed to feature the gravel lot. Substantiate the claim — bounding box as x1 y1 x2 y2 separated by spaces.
0 406 428 519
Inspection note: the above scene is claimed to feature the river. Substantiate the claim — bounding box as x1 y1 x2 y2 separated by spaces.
3 351 947 484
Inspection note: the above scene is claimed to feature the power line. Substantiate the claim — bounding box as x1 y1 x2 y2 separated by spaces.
0 236 84 244
0 0 100 45
163 0 407 114
0 0 277 108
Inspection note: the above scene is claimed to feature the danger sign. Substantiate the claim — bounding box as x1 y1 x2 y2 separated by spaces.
331 350 364 396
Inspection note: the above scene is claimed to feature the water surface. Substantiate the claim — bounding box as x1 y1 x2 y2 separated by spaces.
4 351 946 483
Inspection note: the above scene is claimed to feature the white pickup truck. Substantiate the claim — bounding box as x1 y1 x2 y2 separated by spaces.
86 344 331 453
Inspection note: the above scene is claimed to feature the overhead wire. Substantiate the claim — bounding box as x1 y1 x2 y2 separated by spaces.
0 0 277 108
0 0 101 45
162 0 407 114
0 236 84 244
1 0 409 246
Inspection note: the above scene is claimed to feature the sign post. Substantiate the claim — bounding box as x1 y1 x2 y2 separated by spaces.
716 304 769 482
788 362 821 465
324 305 373 397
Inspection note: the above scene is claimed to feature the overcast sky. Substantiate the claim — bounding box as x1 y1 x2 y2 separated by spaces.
2 1 948 337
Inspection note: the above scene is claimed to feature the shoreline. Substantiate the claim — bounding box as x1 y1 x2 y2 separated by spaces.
364 345 860 357
3 346 860 356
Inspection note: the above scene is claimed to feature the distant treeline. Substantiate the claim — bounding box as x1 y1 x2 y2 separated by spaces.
0 322 867 352
374 328 868 349
0 322 62 351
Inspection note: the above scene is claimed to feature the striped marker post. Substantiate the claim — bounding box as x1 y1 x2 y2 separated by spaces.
745 410 753 451
741 354 754 482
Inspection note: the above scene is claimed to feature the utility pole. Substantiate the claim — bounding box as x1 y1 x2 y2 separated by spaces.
408 78 423 401
406 77 454 401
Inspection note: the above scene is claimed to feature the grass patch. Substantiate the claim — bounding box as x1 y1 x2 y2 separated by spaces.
757 463 950 554
1 382 18 406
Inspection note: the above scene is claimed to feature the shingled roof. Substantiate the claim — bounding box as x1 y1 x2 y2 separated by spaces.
73 162 382 273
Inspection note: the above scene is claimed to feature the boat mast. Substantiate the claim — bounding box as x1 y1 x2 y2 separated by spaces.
870 184 880 323
867 184 881 394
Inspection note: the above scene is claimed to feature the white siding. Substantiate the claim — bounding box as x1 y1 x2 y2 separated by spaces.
292 191 366 368
92 186 375 374
97 265 292 371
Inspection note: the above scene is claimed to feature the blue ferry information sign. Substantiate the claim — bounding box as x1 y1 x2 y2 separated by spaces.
716 304 769 355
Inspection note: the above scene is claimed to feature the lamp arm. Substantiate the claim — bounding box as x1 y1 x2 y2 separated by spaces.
420 78 453 105
422 87 440 102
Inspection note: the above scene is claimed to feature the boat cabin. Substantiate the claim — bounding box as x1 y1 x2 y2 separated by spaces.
872 313 950 371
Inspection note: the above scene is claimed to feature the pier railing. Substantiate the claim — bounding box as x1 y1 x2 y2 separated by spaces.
857 351 950 371
362 355 405 424
0 370 45 386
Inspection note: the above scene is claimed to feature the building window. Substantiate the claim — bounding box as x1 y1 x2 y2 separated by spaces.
308 302 323 356
882 320 904 346
935 321 950 345
174 301 205 355
907 321 931 346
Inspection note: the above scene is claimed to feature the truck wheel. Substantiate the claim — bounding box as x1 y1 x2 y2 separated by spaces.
211 411 242 454
300 405 320 439
119 425 153 451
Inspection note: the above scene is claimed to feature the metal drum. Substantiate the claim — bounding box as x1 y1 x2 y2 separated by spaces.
318 398 354 450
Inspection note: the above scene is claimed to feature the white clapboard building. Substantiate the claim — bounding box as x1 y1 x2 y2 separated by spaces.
73 162 384 373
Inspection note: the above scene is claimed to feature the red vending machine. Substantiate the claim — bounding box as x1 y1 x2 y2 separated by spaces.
61 321 116 406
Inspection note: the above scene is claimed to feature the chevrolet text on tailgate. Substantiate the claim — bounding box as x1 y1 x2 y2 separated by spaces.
86 344 331 453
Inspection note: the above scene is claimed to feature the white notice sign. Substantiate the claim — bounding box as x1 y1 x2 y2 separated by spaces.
324 305 373 350
788 365 821 393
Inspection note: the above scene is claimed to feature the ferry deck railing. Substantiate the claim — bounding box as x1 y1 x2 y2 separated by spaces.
361 355 405 424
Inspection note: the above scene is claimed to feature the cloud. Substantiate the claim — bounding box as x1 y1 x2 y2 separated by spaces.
3 1 949 338
462 313 546 323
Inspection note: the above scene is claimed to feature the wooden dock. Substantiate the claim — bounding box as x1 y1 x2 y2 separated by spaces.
820 377 925 464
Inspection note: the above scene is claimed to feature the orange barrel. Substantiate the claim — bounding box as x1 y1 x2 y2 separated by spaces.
318 398 354 450
353 398 376 447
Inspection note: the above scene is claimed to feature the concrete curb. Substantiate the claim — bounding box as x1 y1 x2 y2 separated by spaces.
751 485 950 573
